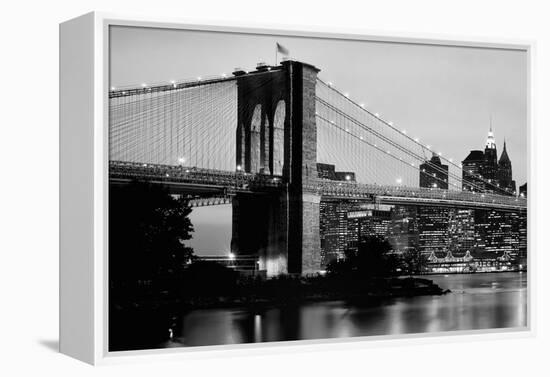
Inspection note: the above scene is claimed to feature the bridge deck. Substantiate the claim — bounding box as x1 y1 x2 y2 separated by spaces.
109 161 527 211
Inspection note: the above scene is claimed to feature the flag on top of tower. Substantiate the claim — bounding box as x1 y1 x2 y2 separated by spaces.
276 42 289 56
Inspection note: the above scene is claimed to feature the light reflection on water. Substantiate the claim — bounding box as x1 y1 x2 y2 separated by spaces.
163 272 527 348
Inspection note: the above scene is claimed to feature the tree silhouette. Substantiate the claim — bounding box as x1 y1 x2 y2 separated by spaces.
400 249 428 276
109 181 194 292
326 236 399 278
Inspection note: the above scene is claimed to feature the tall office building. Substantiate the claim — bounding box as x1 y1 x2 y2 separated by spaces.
347 206 393 250
420 153 449 189
462 150 486 192
318 163 358 267
389 205 418 254
461 127 521 264
497 140 516 195
483 126 499 185
519 182 527 198
320 200 357 266
448 209 476 254
418 153 450 256
462 127 516 195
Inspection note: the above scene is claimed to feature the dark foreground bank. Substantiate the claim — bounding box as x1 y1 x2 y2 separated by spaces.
109 272 447 351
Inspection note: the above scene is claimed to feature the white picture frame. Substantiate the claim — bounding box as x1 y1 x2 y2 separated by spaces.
59 11 535 365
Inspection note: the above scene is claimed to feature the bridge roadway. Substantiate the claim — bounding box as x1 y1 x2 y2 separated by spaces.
109 161 527 212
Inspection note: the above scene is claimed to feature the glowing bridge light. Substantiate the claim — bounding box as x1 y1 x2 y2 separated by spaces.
221 73 227 78
177 157 186 164
438 152 442 156
236 165 242 171
375 113 380 117
396 178 402 184
344 92 349 98
345 175 351 181
110 86 116 91
345 128 350 132
228 252 235 260
414 138 420 142
141 83 147 87
197 76 202 81
449 158 454 162
360 103 365 108
426 145 431 149
327 81 333 87
359 136 364 140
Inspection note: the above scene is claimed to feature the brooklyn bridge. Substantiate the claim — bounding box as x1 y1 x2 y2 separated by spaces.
109 60 527 277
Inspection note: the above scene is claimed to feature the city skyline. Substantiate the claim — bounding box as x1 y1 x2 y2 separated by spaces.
110 26 528 255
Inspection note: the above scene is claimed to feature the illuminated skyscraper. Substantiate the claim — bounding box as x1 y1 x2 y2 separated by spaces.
497 140 516 195
418 154 449 256
420 153 448 189
462 150 486 192
461 126 521 265
462 127 516 195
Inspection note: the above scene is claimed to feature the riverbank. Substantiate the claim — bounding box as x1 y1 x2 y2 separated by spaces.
121 275 449 312
110 274 447 350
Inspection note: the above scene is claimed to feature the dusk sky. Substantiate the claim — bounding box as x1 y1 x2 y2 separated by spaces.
110 26 528 255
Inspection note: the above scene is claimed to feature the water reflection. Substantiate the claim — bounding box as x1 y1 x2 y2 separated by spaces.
162 272 527 348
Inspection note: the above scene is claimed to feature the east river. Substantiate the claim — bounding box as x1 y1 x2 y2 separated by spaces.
158 272 527 348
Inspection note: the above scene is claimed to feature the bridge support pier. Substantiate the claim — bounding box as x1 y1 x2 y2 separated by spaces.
231 60 322 276
230 190 321 277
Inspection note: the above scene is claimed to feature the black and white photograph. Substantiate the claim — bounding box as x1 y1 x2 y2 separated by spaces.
107 25 528 352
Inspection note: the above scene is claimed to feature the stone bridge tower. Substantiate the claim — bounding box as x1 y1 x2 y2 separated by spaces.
230 60 321 276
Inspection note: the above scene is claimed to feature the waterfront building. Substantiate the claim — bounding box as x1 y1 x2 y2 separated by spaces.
347 205 393 250
320 200 356 266
389 205 418 253
448 208 476 254
321 201 394 267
